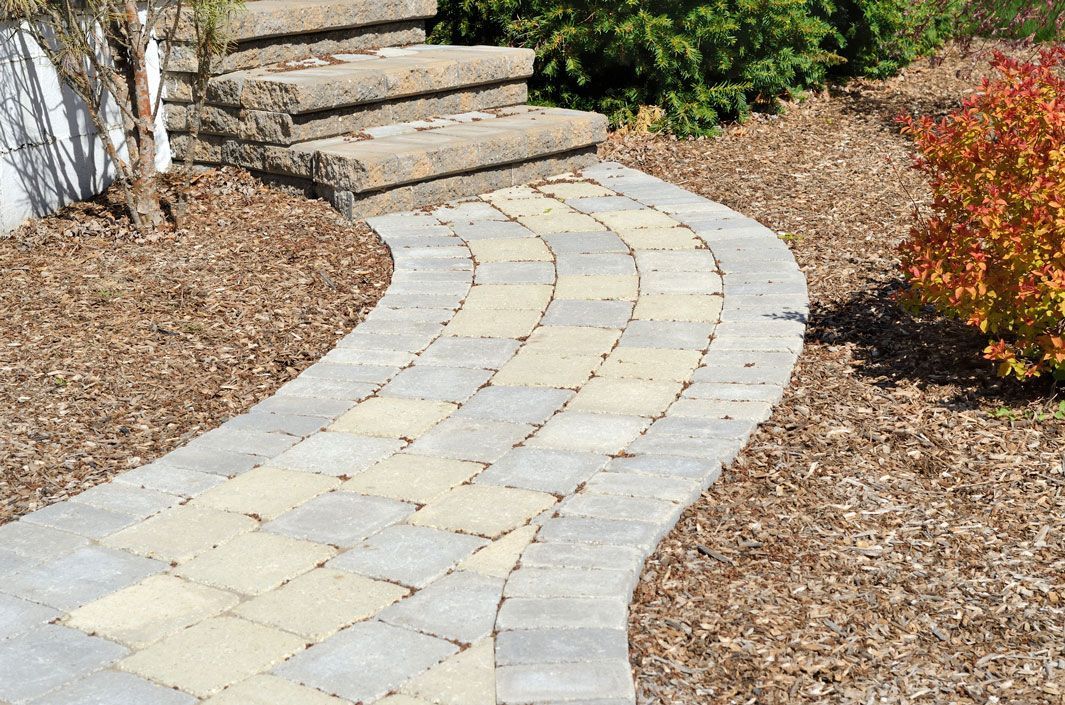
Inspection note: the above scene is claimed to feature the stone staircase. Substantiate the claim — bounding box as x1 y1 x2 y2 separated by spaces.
163 0 607 218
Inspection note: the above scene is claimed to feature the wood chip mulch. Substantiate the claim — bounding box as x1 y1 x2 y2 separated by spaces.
0 168 392 524
606 42 1065 704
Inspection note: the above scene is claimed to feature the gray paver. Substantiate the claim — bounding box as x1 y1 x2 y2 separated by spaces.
496 628 629 665
454 386 573 425
419 336 521 370
619 320 713 349
451 219 534 240
560 494 681 525
0 593 59 641
271 433 403 476
497 661 635 703
113 463 227 498
381 365 493 403
555 254 635 276
582 472 701 504
161 445 263 477
0 625 127 703
69 484 181 520
0 521 89 560
378 571 504 644
476 448 608 494
496 597 627 631
250 395 355 418
188 426 299 457
300 362 399 384
328 525 487 588
520 542 645 574
265 492 414 547
0 549 34 579
275 376 377 401
223 412 328 437
541 300 633 328
275 620 457 702
536 517 663 553
504 567 635 599
606 454 721 480
409 417 534 463
20 502 139 540
28 669 197 705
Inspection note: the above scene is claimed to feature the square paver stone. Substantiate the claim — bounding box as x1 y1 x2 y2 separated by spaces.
193 466 339 520
270 433 403 476
381 366 493 403
103 505 258 564
234 568 408 640
202 674 351 705
475 447 609 494
527 412 650 455
0 625 128 703
444 309 541 338
332 397 456 438
265 492 414 547
0 545 164 611
419 336 521 369
568 377 682 417
274 620 457 703
379 571 504 644
599 347 702 382
28 669 197 705
65 574 238 649
341 454 482 504
176 531 335 595
408 417 534 463
455 386 573 425
120 616 305 698
328 525 487 588
411 484 556 538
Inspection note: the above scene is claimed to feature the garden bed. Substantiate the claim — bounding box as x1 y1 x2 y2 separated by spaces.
0 168 392 523
610 42 1065 704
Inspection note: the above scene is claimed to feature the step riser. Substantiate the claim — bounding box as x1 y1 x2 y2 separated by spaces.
164 22 426 75
167 82 528 148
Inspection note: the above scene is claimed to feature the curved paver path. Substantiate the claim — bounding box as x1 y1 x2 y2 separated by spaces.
0 162 806 705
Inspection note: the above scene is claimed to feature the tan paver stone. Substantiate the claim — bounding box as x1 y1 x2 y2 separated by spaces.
120 616 305 697
522 325 620 356
518 211 606 234
458 524 538 578
568 377 683 416
599 347 702 382
176 531 335 595
342 454 482 504
595 208 678 231
463 284 553 310
399 637 494 705
332 397 456 438
468 238 551 263
193 467 339 520
618 227 700 250
633 294 723 322
234 568 407 640
554 275 638 301
203 674 350 705
492 352 601 389
538 182 614 199
64 574 238 649
103 505 258 563
444 309 541 338
378 696 433 705
486 198 560 218
410 485 556 538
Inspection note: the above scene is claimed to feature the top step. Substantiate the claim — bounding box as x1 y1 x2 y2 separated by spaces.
169 0 437 43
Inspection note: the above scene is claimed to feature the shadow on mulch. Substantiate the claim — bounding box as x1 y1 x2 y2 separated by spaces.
809 279 1060 408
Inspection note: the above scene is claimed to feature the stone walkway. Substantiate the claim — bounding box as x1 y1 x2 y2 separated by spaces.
0 163 806 705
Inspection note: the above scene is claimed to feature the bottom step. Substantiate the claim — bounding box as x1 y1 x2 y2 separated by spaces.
225 106 607 220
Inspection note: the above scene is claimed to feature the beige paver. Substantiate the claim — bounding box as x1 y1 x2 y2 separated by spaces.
568 377 683 416
203 674 351 705
537 182 614 199
485 197 560 218
64 574 238 649
617 227 700 250
400 637 495 705
633 294 723 322
193 466 339 520
332 397 456 438
554 275 638 301
463 284 553 310
103 505 258 563
342 454 482 504
234 568 407 640
176 531 335 595
522 325 620 356
458 524 538 578
378 696 434 705
120 616 305 697
518 211 606 234
410 485 556 538
599 347 703 382
595 208 678 231
492 352 602 389
444 309 541 338
468 238 551 263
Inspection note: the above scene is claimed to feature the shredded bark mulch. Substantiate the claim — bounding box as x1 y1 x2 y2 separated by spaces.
0 168 392 524
607 43 1065 704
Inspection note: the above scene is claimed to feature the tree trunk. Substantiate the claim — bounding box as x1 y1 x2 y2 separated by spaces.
122 0 164 229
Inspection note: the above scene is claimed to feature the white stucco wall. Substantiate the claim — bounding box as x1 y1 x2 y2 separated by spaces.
0 20 171 233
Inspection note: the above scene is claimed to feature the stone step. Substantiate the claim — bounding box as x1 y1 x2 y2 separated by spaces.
165 0 436 74
224 106 608 218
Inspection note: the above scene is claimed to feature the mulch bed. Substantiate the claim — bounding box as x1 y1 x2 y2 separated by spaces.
0 168 392 524
607 43 1065 704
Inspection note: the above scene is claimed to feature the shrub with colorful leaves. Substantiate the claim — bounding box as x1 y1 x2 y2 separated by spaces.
898 49 1065 380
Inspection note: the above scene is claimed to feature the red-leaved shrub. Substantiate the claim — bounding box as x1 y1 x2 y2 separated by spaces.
899 48 1065 380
